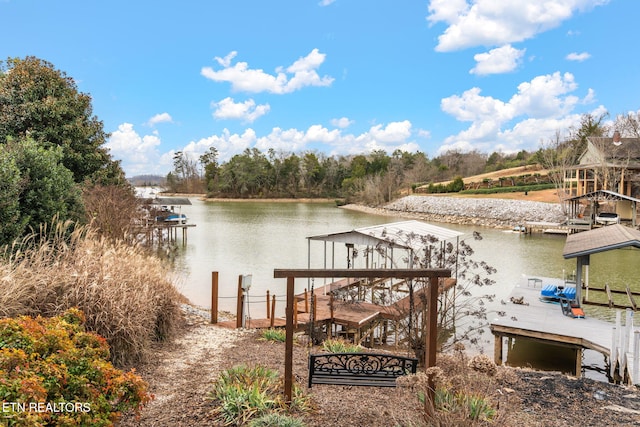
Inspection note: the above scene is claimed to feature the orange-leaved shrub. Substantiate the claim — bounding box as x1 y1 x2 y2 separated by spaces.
0 308 152 426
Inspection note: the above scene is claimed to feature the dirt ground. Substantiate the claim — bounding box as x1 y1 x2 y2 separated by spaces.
119 312 640 427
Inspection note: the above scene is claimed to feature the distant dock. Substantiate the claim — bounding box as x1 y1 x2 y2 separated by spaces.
519 221 568 235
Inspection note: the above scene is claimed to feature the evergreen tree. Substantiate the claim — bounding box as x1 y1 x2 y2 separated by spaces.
0 56 124 184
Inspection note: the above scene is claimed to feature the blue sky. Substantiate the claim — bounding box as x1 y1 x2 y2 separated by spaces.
2 0 638 177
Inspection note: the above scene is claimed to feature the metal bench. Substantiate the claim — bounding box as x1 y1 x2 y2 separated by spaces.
308 352 418 388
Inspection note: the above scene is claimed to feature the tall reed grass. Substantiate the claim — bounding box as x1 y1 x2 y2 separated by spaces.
0 220 183 367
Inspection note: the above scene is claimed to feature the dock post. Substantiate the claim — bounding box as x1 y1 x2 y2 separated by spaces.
494 335 503 365
266 290 271 319
211 272 219 324
236 275 244 329
270 295 276 328
284 276 295 403
424 275 438 414
574 348 583 378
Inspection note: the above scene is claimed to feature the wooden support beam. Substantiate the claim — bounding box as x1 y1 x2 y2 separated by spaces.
575 348 583 378
425 275 438 412
284 276 295 403
236 275 244 329
211 272 218 324
494 335 503 365
266 290 271 319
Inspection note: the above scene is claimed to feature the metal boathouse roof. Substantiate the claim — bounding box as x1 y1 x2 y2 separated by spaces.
307 220 464 250
563 224 640 259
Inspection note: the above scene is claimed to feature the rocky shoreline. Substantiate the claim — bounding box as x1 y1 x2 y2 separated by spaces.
344 194 566 229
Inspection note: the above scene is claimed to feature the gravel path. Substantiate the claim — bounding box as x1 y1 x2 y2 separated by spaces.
346 195 566 228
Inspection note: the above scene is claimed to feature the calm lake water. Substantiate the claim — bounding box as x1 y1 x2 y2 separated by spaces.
167 197 640 379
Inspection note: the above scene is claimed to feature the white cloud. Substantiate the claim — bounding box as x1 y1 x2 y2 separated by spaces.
106 123 167 176
427 0 610 52
182 128 258 163
201 49 334 94
319 0 336 6
110 119 425 176
188 121 418 163
566 51 591 61
212 97 270 123
146 112 173 126
438 72 597 154
470 45 525 75
330 117 354 128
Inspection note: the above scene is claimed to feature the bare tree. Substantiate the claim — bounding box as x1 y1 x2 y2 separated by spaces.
537 130 579 205
614 111 640 138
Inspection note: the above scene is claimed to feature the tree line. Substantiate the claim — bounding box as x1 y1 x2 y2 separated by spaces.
167 147 541 203
166 110 640 204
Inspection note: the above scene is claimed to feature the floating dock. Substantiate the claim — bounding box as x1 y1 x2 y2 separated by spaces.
491 276 637 384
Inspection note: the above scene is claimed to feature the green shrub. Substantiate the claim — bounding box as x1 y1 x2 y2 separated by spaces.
321 338 363 353
459 183 555 195
260 328 286 343
209 365 312 426
420 389 496 422
0 309 151 426
249 412 306 427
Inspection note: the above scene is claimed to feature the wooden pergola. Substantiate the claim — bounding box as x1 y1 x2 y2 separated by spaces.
273 267 451 403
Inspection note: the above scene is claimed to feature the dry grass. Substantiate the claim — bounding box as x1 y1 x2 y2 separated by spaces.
393 349 526 426
0 220 184 367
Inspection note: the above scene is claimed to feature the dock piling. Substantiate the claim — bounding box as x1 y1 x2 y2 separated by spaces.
211 272 218 324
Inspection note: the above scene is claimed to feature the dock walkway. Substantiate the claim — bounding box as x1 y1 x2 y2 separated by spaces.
490 277 634 381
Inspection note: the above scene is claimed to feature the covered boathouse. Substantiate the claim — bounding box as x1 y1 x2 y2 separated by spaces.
491 223 640 383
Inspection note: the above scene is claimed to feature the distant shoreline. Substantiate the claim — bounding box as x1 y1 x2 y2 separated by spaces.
200 197 336 203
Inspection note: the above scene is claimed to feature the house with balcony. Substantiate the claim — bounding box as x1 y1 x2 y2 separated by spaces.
564 132 640 227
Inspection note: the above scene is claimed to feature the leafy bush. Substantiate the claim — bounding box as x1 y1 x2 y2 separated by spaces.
0 309 152 426
260 328 287 343
419 388 496 422
209 365 313 426
427 176 465 194
321 338 363 353
249 413 306 427
459 183 555 195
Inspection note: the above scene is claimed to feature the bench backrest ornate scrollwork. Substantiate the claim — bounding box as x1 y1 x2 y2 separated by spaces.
308 352 418 388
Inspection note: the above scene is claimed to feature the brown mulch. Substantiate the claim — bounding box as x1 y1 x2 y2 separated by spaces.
118 314 640 427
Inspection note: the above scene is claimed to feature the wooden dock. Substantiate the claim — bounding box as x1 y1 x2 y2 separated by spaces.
490 277 636 383
521 221 568 235
217 276 457 347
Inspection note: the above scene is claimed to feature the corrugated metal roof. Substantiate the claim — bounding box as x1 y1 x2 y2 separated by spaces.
563 224 640 259
307 220 464 250
564 190 640 203
151 197 192 206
